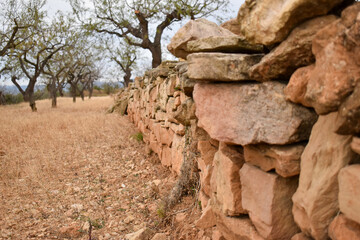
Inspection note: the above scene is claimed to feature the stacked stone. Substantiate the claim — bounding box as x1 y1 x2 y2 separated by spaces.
115 60 211 175
166 1 360 240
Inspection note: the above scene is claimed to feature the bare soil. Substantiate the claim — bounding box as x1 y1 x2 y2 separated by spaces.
0 97 200 240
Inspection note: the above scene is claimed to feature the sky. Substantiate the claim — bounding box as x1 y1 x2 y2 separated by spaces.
45 0 245 17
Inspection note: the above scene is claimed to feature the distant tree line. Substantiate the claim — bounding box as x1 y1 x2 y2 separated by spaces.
0 0 229 111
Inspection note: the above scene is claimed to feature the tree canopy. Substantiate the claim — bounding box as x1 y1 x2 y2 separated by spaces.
71 0 230 68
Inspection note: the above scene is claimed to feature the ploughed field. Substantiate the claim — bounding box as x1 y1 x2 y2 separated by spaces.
0 97 199 239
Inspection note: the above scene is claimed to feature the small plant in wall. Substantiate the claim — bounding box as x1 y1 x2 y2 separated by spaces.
130 132 143 142
174 85 182 91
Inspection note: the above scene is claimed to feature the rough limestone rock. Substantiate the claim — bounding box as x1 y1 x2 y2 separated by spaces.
187 36 265 54
193 82 317 145
197 141 217 196
328 214 360 240
335 83 360 135
292 112 356 240
303 3 360 114
151 233 167 240
125 227 153 240
212 204 264 240
195 201 216 229
171 134 185 174
212 143 246 216
187 53 263 81
291 233 313 240
338 164 360 224
250 15 337 81
240 163 299 239
220 18 242 36
351 137 360 155
167 19 235 59
237 0 344 46
285 64 314 108
244 143 305 177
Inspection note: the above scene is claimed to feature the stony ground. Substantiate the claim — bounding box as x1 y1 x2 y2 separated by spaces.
0 97 201 240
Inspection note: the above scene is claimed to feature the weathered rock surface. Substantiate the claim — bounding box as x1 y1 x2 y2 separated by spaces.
303 3 360 114
328 214 360 240
125 227 153 240
195 201 216 229
237 0 344 45
338 164 360 224
187 36 265 54
291 233 313 240
193 82 317 145
244 143 305 177
212 204 264 240
292 112 356 240
250 15 337 81
220 18 242 36
151 233 167 240
335 83 360 135
351 137 360 155
171 134 185 174
285 64 314 108
212 143 246 216
240 163 299 239
187 53 263 81
167 19 235 59
197 141 217 196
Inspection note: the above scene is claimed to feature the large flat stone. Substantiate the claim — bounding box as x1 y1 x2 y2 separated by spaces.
237 0 344 46
338 164 360 225
187 36 265 54
250 15 337 82
240 163 299 239
193 82 317 145
187 53 263 81
244 143 305 177
292 112 356 240
167 19 235 59
328 214 360 240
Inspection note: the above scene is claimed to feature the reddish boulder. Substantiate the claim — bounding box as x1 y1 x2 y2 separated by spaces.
240 163 299 239
335 83 360 135
338 164 360 224
285 64 314 108
292 112 356 240
328 214 360 240
303 3 360 114
195 201 216 229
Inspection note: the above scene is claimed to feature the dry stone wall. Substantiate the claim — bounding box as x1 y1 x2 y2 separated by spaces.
115 1 360 239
